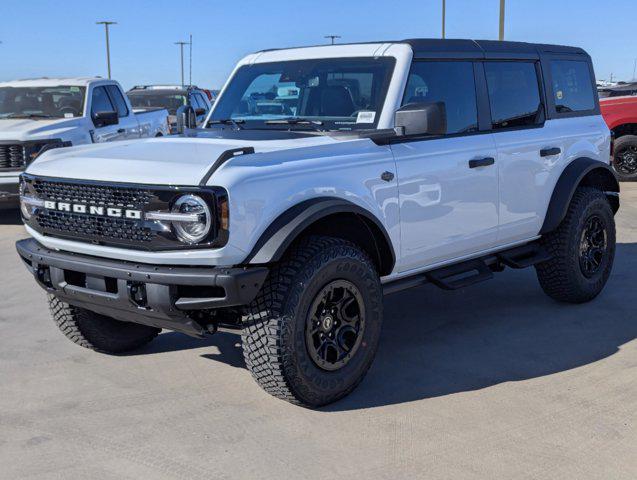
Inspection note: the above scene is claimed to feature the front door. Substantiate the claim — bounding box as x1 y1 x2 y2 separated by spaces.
90 85 130 143
393 60 499 272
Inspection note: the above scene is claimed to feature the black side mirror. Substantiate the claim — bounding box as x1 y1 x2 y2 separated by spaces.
176 105 197 134
93 110 119 128
394 102 447 136
194 108 206 116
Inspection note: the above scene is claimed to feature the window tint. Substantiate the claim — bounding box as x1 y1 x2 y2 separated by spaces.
484 62 542 129
91 86 114 116
402 61 478 135
106 85 129 117
550 60 595 113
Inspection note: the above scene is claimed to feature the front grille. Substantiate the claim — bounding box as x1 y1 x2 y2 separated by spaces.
33 180 153 208
37 210 154 242
0 144 26 169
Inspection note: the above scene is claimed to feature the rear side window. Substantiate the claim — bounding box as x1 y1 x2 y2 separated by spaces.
106 85 129 117
550 60 595 113
402 61 478 135
91 86 114 116
484 62 542 129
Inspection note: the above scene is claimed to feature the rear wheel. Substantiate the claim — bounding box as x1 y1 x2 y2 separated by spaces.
536 187 615 303
612 135 637 181
241 236 383 407
49 296 160 353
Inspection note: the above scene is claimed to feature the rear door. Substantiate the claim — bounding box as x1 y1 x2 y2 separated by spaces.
392 60 499 272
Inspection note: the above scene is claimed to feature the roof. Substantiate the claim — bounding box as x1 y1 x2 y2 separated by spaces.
0 77 105 88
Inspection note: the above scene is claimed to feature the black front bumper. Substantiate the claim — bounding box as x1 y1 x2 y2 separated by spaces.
16 239 268 337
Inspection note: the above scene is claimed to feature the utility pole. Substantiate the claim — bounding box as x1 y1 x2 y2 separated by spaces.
189 34 193 87
441 0 446 39
324 35 341 45
175 41 188 87
96 21 117 79
633 58 636 81
498 0 505 41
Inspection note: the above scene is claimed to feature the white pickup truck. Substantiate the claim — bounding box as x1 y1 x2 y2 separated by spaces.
0 77 169 206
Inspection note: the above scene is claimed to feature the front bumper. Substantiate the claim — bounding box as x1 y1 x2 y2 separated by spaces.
16 238 269 337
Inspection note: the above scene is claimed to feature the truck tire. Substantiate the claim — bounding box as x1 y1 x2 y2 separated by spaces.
49 295 160 353
536 187 615 303
612 135 637 181
241 236 383 407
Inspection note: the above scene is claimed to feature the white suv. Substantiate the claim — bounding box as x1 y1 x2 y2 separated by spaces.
17 39 619 407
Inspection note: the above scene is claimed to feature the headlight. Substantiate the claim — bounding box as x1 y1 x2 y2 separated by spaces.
170 194 212 244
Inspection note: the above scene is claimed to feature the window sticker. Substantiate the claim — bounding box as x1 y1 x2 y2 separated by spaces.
356 111 376 123
64 113 74 118
556 90 564 100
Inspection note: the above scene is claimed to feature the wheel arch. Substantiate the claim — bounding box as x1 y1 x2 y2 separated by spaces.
540 157 619 235
245 197 396 276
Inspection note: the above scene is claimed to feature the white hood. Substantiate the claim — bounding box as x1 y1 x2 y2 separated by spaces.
0 117 85 141
26 134 341 185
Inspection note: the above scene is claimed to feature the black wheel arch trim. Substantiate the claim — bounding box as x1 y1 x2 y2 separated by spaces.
245 197 396 275
540 158 619 235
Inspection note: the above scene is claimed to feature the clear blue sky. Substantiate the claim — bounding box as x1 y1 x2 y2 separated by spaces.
1 0 635 90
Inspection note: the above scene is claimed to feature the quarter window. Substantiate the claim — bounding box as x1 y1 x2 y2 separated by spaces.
402 61 478 135
484 62 542 129
550 60 595 113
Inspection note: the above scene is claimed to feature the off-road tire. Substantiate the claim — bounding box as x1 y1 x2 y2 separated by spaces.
241 236 383 407
49 295 160 353
612 135 637 182
536 187 615 303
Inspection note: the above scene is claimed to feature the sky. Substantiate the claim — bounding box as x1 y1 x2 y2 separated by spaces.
1 0 635 90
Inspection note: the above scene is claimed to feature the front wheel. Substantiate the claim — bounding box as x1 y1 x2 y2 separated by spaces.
241 236 383 407
536 187 616 303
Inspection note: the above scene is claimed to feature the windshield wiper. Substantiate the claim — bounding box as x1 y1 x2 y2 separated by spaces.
4 113 56 119
208 118 245 130
265 118 325 131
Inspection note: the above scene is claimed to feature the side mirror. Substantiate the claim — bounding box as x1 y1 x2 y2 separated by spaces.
176 105 197 134
194 108 206 116
394 102 447 136
93 110 119 128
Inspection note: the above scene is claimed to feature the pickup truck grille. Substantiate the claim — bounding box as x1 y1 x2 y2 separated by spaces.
0 144 26 169
32 179 153 208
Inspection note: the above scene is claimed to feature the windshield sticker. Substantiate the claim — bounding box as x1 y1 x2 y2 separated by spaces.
70 87 80 92
356 111 376 124
64 113 74 118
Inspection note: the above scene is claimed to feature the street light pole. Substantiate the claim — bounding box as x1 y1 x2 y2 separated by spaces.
96 21 117 79
175 41 188 87
442 0 446 39
324 35 341 45
499 0 505 41
189 34 193 87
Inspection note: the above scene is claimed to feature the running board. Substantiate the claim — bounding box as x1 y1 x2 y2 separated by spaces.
383 241 552 296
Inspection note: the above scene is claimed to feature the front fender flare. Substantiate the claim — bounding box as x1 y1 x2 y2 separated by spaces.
540 158 619 235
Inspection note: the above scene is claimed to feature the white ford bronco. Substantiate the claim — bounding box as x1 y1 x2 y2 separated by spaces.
0 77 169 207
17 39 619 407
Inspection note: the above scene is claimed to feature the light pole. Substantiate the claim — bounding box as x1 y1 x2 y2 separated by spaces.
633 58 636 81
189 34 193 87
499 0 505 41
442 0 446 39
175 41 188 87
96 21 117 79
324 35 341 45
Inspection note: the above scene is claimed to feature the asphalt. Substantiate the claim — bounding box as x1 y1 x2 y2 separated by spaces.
0 186 635 480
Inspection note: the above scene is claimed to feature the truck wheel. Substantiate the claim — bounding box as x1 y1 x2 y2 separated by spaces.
241 236 383 407
612 135 637 181
48 295 160 353
536 187 615 303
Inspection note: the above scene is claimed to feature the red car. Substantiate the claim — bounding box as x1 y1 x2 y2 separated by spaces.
601 95 637 180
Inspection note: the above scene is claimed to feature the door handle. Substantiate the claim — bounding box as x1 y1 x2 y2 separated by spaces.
540 147 561 157
117 128 126 134
469 157 495 168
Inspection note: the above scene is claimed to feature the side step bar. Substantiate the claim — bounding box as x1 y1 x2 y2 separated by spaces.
383 242 552 296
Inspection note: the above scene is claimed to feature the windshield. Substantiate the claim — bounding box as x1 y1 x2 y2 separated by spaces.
210 57 396 130
0 86 86 119
128 92 187 115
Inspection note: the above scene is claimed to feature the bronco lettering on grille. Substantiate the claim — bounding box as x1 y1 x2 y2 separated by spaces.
43 201 142 219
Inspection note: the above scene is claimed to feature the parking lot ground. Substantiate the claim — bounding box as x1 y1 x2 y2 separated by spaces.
0 186 636 480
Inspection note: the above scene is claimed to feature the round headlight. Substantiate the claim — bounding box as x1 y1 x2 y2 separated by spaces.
171 194 211 244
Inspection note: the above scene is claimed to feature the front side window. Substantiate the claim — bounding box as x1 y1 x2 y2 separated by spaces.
91 86 114 116
485 62 542 129
211 57 396 130
550 60 595 113
402 61 478 135
106 85 129 118
0 86 86 119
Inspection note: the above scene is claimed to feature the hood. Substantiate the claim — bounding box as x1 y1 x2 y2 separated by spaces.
0 117 84 141
26 131 342 185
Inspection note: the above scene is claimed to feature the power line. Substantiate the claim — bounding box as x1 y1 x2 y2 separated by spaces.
96 21 117 79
